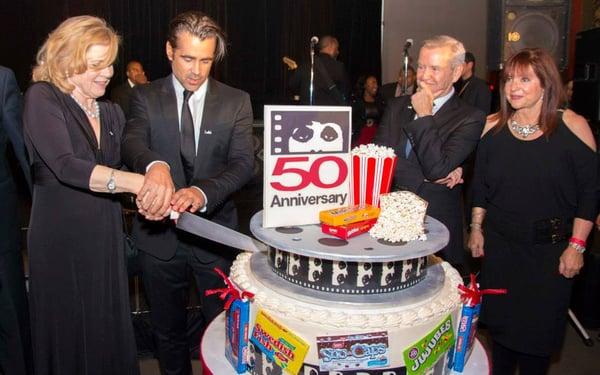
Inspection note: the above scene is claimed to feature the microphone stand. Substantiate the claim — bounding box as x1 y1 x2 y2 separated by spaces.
309 41 316 105
402 45 410 95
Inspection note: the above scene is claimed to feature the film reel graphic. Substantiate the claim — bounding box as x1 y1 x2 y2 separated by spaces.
270 111 350 155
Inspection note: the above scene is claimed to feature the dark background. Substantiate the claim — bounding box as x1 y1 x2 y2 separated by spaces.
0 0 381 118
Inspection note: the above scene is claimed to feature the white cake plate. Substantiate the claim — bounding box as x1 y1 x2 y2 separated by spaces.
200 312 490 375
250 211 449 262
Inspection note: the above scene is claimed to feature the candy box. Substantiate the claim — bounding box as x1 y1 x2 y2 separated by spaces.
225 298 251 373
319 204 380 226
205 268 255 374
447 274 506 373
321 218 377 239
447 303 480 373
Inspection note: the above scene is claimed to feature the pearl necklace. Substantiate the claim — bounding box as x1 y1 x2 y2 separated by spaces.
70 94 100 119
509 119 539 138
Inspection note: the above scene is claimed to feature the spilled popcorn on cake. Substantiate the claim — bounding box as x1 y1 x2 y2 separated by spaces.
369 190 428 242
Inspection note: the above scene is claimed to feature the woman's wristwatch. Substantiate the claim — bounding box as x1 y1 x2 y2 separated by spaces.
107 169 116 194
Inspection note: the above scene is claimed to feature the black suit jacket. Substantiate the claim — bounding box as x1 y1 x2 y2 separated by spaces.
0 66 33 375
379 82 416 101
122 76 254 260
374 94 485 263
457 76 491 115
110 82 134 118
289 53 350 105
1 66 31 256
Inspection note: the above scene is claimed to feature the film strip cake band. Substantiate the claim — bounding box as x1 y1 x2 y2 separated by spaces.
268 247 427 294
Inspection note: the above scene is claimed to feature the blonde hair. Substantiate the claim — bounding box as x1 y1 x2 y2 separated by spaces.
422 35 466 69
32 15 119 93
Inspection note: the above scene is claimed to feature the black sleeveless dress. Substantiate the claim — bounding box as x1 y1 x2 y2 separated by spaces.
471 113 598 356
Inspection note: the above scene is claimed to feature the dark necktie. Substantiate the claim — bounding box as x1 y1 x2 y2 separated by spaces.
180 90 195 182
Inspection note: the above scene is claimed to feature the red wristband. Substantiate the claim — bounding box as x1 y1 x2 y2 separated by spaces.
569 237 586 247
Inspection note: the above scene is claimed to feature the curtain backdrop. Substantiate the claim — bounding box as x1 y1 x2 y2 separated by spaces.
1 0 381 118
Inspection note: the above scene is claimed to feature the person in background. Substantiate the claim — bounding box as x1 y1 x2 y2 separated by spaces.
121 11 254 375
455 51 491 115
111 60 148 117
380 65 417 100
468 48 597 375
0 66 32 375
352 74 385 146
23 16 145 375
564 79 573 107
288 35 350 105
374 35 485 271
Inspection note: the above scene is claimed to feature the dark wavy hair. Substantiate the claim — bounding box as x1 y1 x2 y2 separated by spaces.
167 11 227 62
492 48 566 136
354 74 378 100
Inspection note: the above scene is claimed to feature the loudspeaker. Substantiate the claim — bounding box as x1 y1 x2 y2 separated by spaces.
571 28 600 123
487 0 570 71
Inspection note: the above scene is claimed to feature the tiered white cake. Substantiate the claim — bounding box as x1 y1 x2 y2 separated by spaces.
228 211 463 374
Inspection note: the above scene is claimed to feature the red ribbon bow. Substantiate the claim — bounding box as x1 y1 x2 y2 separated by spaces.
205 267 254 310
458 274 507 307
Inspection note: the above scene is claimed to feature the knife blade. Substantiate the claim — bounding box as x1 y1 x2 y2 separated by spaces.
175 212 266 253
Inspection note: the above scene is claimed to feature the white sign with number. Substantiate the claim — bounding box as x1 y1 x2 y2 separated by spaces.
263 105 352 228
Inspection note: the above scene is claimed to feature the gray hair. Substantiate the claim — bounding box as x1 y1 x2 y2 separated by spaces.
167 11 227 62
422 35 466 69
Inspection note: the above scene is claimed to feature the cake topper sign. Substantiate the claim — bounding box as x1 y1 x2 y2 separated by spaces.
263 106 352 227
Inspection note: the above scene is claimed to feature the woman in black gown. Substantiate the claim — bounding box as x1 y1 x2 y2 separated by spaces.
23 16 144 375
468 48 598 374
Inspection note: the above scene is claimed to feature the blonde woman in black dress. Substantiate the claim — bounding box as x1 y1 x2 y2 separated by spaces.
23 16 144 375
468 48 597 374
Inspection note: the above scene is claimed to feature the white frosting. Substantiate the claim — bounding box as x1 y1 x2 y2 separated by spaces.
230 252 462 329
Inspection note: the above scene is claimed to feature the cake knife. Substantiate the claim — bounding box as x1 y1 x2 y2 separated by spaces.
175 211 267 253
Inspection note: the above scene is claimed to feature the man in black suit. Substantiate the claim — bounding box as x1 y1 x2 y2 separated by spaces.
122 11 254 375
380 65 417 100
455 52 491 115
0 66 32 375
289 35 350 105
110 60 147 117
374 36 485 268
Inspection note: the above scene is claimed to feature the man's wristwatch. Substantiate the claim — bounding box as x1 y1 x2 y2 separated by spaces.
107 169 116 194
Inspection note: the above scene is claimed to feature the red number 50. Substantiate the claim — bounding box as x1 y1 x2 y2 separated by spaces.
270 156 348 191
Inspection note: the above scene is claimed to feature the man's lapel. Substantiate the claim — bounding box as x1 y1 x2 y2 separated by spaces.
193 78 219 176
431 93 459 129
159 76 187 187
159 76 180 143
199 78 219 136
399 98 416 160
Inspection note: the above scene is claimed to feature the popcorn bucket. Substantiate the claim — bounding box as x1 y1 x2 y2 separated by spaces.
349 144 397 207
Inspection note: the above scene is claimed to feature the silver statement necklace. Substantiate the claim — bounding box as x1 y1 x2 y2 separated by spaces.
70 94 100 119
509 119 539 138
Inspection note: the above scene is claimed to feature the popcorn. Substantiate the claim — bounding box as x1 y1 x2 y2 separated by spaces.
350 143 397 207
369 191 428 242
351 144 396 158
